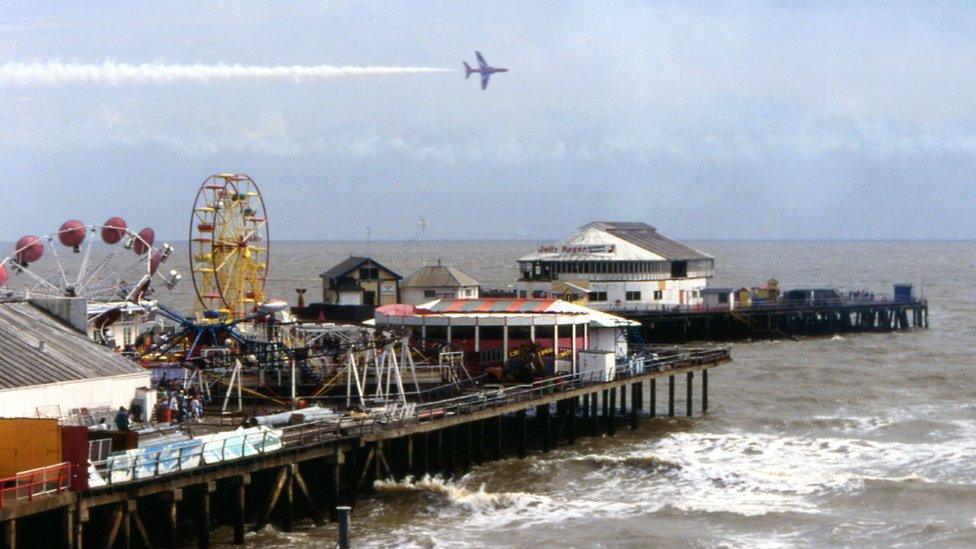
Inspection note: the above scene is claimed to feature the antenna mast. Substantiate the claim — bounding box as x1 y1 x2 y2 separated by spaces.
419 218 428 267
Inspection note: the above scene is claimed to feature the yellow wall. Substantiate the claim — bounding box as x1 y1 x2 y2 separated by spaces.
0 418 62 477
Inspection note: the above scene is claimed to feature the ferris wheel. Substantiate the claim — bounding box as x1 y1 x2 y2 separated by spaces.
189 173 270 319
0 218 179 303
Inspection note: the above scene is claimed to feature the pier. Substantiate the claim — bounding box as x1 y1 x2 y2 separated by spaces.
0 347 729 548
619 298 929 342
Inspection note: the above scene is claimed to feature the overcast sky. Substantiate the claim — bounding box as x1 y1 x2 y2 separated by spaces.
1 1 974 241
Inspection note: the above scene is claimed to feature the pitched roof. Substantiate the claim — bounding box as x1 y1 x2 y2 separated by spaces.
0 300 147 390
320 256 402 280
584 222 712 260
403 265 479 288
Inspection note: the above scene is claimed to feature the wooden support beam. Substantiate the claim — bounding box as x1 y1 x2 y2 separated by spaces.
607 387 616 436
406 436 415 474
353 448 376 495
326 453 343 521
230 474 250 545
129 503 151 549
162 489 181 549
686 371 694 417
74 506 88 549
292 465 325 527
105 503 124 549
282 465 294 533
195 482 215 549
375 442 393 479
255 467 288 533
3 519 15 549
62 504 74 549
619 385 627 415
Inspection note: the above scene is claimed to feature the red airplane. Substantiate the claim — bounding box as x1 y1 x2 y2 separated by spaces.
463 51 508 90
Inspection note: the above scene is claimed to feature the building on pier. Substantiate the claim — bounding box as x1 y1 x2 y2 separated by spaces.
401 261 480 305
320 256 402 307
515 222 714 310
372 297 639 373
0 300 153 420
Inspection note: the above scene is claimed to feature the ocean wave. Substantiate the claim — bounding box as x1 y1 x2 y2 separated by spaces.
565 453 683 473
372 473 638 528
374 474 553 513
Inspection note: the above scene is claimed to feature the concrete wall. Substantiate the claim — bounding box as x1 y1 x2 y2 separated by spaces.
0 372 152 420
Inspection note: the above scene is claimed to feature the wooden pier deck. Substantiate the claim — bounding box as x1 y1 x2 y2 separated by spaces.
620 299 928 342
0 348 730 549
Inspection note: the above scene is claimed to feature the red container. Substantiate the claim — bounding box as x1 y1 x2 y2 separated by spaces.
158 408 172 422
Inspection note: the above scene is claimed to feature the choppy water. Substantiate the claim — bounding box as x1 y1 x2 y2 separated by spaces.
12 238 975 546
194 240 971 548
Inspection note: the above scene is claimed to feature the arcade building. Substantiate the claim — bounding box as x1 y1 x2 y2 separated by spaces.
515 222 714 310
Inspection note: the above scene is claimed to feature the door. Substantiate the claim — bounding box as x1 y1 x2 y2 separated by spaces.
363 291 376 306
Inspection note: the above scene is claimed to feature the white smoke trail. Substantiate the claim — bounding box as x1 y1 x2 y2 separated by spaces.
0 61 451 86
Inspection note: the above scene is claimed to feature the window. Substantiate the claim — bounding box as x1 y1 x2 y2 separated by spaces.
588 291 608 302
670 261 688 278
358 267 379 280
424 290 436 298
625 291 641 301
718 293 729 304
653 290 663 300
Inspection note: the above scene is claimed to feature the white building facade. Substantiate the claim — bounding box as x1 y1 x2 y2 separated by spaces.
0 300 154 420
516 222 714 310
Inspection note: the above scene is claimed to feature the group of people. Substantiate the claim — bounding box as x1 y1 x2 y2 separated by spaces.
157 382 205 423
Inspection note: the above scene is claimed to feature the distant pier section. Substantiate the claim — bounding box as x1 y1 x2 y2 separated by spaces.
618 287 928 342
511 222 928 342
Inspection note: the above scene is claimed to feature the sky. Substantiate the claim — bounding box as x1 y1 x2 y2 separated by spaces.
1 1 974 242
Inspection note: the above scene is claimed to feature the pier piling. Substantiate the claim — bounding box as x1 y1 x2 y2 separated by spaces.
668 375 675 417
337 506 351 549
517 409 528 459
702 369 708 412
650 378 656 417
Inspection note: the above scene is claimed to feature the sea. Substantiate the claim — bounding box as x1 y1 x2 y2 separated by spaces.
18 239 976 547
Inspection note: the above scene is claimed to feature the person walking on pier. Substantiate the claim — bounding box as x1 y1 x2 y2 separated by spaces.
114 406 130 432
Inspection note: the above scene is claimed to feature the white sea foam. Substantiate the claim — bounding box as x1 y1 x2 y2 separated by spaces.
0 61 450 86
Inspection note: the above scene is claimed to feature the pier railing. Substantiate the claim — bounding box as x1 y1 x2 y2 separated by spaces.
0 462 72 509
88 347 729 488
599 296 926 315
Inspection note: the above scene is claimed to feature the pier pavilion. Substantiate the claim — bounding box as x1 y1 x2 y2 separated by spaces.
516 222 714 309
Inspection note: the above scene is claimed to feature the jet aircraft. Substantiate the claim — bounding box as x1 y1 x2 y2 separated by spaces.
463 51 508 90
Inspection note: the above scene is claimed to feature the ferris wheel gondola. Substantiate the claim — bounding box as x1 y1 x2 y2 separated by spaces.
0 218 180 304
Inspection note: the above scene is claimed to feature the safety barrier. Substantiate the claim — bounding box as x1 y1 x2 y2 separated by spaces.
89 347 729 488
0 462 71 509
